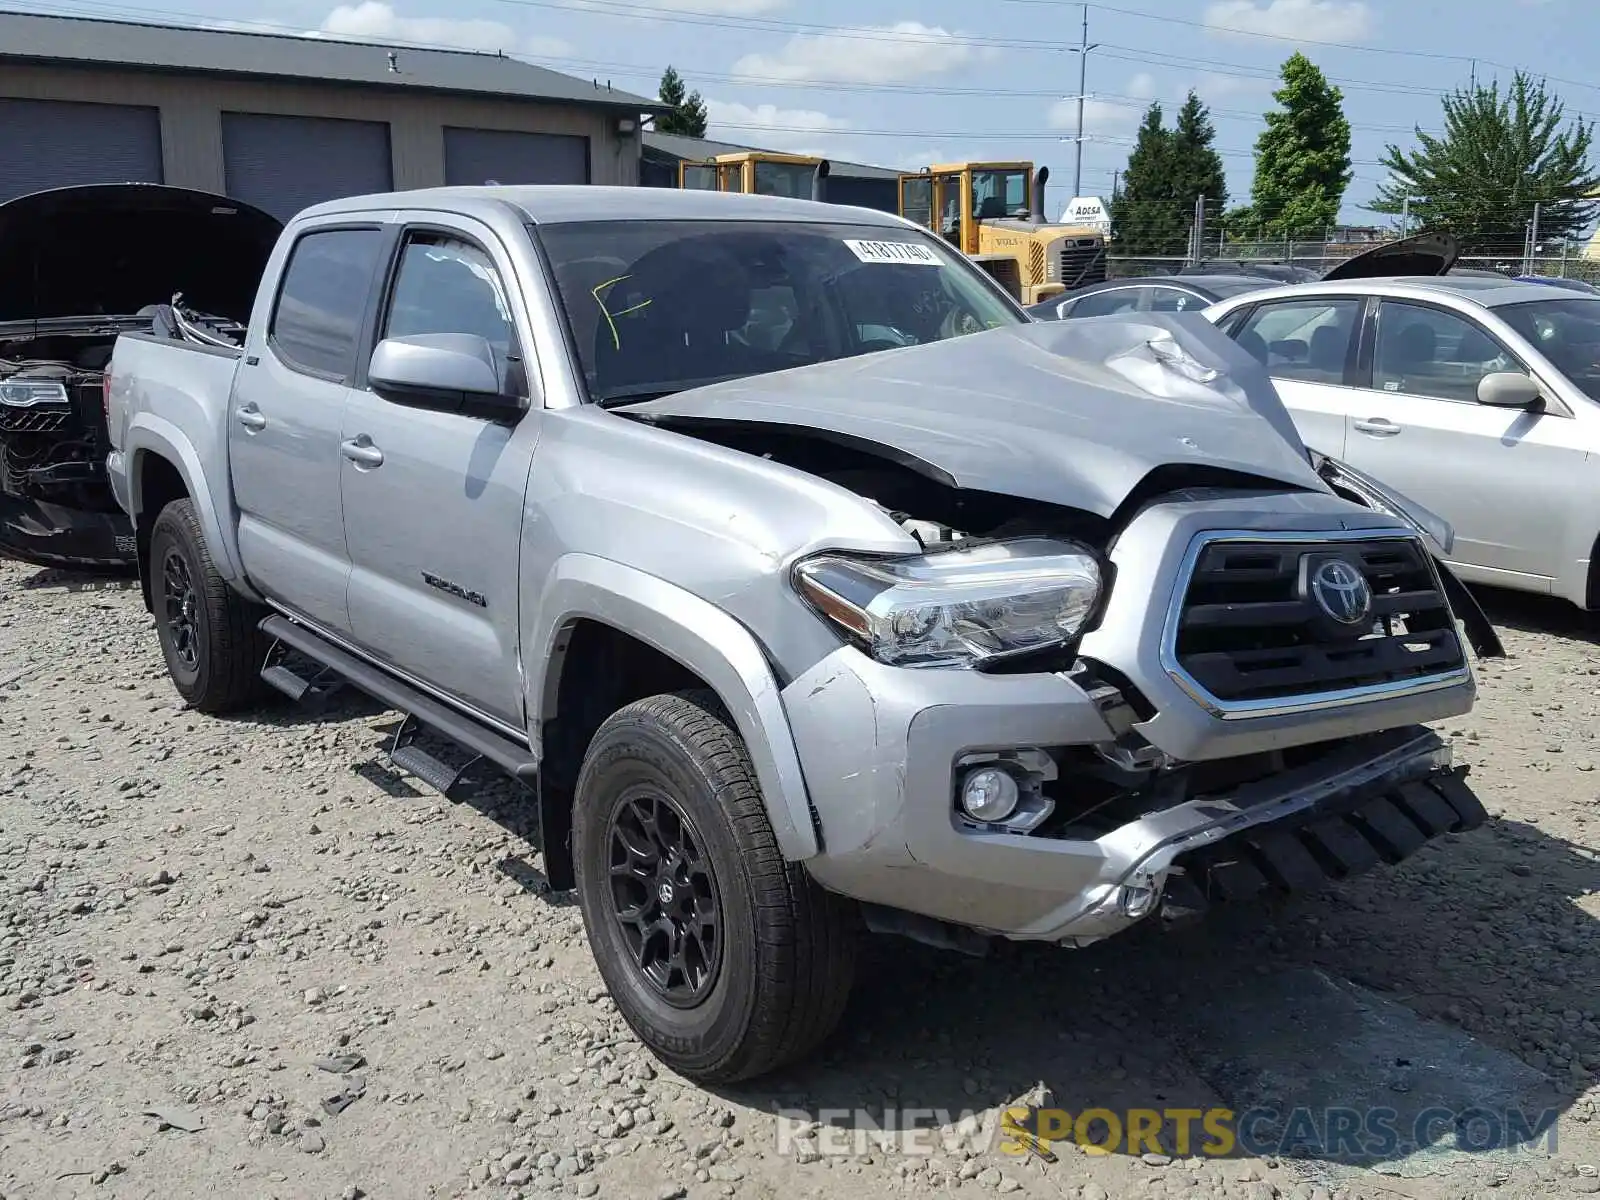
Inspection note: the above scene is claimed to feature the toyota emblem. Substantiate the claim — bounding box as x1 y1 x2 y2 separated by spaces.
1310 559 1373 626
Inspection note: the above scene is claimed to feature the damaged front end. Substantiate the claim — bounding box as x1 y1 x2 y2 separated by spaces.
624 314 1499 951
0 184 279 570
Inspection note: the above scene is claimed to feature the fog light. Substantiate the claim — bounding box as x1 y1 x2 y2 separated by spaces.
1118 879 1160 919
959 767 1019 823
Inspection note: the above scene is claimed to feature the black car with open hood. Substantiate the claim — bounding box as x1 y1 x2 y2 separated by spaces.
0 183 281 570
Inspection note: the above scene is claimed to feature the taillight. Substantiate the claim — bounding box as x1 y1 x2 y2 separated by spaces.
102 372 112 424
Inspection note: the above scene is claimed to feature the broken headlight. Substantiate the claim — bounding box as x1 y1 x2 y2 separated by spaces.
792 537 1101 669
0 379 70 408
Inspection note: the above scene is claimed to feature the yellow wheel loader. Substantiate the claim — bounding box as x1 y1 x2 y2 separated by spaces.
898 162 1108 304
677 151 831 201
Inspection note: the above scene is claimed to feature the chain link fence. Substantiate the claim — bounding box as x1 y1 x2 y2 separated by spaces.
1108 239 1600 283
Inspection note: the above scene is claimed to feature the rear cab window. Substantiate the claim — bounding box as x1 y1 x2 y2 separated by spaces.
269 227 387 381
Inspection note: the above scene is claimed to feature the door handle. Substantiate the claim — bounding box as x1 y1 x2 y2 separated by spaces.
340 436 384 469
235 404 267 431
1354 418 1401 436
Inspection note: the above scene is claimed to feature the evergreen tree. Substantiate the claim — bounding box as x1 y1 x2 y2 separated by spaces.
1171 92 1228 251
655 66 709 138
1243 53 1352 239
1108 93 1225 257
1373 71 1599 253
1110 105 1182 255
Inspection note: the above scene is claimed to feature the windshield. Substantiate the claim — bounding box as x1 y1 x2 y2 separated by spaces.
971 169 1029 220
536 219 1025 404
751 161 817 198
1496 297 1600 401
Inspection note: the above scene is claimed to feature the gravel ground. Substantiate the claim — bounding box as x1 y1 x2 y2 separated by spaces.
1 557 1598 1200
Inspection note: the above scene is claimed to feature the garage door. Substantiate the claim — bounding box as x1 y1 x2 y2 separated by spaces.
443 127 589 187
0 98 163 203
222 112 392 221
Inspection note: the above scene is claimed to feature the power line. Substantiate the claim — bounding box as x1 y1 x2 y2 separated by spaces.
15 0 1600 114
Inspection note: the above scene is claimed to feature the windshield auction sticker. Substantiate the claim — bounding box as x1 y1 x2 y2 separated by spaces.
844 239 942 266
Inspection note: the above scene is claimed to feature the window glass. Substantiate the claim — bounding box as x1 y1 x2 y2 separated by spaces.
752 161 816 198
1374 301 1525 402
900 176 933 230
970 169 1028 220
1070 288 1144 318
537 219 1024 405
269 228 385 379
936 174 963 244
1148 287 1203 312
383 234 516 363
680 163 717 191
1484 297 1600 401
1233 297 1360 382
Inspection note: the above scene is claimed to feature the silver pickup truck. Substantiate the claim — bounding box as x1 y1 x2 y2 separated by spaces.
104 185 1500 1084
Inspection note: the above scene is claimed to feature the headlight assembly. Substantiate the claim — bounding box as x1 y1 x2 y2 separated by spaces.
0 379 70 408
792 536 1102 669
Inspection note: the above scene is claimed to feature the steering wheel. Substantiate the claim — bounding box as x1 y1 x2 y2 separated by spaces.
857 337 908 354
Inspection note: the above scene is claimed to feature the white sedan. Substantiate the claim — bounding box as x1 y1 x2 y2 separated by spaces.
1203 271 1600 609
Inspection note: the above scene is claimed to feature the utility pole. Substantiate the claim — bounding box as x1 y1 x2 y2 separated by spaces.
1525 201 1542 275
1064 5 1100 199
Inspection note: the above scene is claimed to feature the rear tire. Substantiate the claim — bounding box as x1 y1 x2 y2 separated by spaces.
573 690 856 1082
149 498 271 714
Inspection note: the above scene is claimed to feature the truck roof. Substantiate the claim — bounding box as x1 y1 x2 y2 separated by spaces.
295 185 919 229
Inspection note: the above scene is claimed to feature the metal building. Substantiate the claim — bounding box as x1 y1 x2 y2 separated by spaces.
0 11 660 218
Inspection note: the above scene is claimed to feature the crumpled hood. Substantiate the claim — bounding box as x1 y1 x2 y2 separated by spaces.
630 312 1330 517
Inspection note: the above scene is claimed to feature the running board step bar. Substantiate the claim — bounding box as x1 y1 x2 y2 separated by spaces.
258 615 538 800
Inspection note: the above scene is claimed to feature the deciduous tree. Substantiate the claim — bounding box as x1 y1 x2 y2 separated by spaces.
1242 53 1352 239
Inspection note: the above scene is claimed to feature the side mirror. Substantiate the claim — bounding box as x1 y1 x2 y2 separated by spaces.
368 333 521 416
1476 371 1542 410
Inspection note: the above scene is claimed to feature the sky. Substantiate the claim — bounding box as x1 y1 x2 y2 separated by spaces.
11 0 1595 224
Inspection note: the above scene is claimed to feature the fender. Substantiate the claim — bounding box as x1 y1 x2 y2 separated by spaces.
528 553 821 862
125 414 263 603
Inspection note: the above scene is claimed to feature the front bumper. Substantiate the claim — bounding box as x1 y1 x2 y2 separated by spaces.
785 642 1477 942
0 492 136 571
781 496 1484 945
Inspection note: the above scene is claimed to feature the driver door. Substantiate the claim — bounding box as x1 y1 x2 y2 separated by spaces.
340 216 540 727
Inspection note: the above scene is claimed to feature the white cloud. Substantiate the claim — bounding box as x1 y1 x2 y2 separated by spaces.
1193 70 1272 100
1046 72 1162 137
1047 95 1147 136
733 22 993 85
1126 72 1158 99
1203 0 1373 42
318 2 573 56
704 98 851 156
614 0 785 11
210 5 572 58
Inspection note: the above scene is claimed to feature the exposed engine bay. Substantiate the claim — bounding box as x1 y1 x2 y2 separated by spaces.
0 183 279 569
1 300 244 511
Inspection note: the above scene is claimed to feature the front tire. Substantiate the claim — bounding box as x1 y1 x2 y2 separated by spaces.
149 498 271 714
573 690 856 1083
